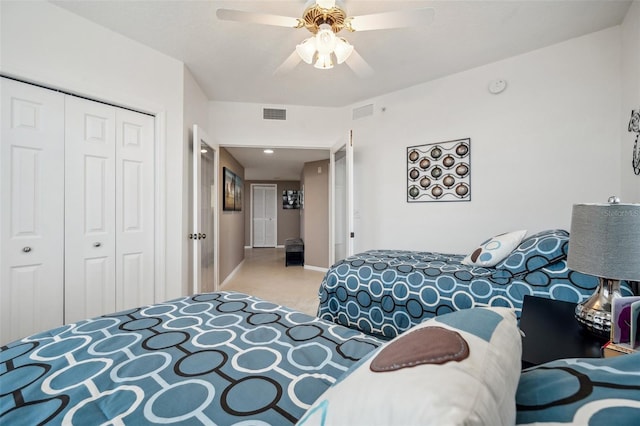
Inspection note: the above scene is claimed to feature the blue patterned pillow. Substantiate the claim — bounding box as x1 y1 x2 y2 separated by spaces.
516 352 640 425
496 229 569 275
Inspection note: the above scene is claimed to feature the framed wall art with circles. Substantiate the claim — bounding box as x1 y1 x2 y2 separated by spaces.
407 138 471 203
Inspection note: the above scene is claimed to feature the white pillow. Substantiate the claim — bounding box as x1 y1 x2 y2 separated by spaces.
462 229 527 267
297 307 522 426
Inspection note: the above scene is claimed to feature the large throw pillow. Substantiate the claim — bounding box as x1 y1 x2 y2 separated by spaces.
496 229 569 275
297 306 522 426
462 230 527 267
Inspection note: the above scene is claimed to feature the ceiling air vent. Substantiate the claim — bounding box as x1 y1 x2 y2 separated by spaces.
352 104 374 120
263 108 287 120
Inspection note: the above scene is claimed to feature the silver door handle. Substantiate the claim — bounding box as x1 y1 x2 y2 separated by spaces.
94 242 102 247
23 247 32 253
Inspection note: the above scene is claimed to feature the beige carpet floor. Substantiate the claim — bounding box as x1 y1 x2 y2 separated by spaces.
221 247 325 316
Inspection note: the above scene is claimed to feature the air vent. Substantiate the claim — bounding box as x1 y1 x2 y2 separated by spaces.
263 108 287 120
352 104 374 120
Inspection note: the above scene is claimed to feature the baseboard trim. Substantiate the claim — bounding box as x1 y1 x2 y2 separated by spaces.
304 265 328 273
220 259 245 288
245 245 285 249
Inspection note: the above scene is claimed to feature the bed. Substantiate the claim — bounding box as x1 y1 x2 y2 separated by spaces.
0 291 380 425
317 229 634 339
2 291 639 425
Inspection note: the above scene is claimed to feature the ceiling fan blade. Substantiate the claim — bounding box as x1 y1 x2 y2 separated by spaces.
348 7 435 32
274 50 302 75
216 9 300 28
345 49 374 78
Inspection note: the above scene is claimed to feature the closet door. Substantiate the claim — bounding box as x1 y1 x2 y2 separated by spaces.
252 185 277 247
115 109 155 311
0 78 65 344
252 186 267 247
64 97 117 323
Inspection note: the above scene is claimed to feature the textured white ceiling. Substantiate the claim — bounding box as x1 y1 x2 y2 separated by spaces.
50 0 632 180
53 0 632 108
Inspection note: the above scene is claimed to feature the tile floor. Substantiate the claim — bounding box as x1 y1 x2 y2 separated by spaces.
221 247 325 316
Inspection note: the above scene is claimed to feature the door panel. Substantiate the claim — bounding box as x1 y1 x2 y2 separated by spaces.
192 125 219 295
64 96 116 324
116 109 155 311
252 185 277 247
264 186 277 246
1 78 65 344
252 186 266 247
331 130 354 264
199 149 217 293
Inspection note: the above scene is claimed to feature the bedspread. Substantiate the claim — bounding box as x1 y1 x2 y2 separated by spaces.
0 291 382 425
317 246 605 339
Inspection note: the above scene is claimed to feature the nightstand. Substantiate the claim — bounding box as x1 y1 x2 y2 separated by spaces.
519 295 608 368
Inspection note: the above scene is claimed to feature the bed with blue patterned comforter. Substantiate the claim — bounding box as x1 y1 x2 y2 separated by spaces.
318 229 633 339
2 289 638 425
0 291 381 425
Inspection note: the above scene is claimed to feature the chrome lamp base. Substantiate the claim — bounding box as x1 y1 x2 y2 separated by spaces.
574 277 621 340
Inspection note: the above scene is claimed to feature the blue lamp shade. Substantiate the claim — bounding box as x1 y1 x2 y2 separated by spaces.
567 201 640 338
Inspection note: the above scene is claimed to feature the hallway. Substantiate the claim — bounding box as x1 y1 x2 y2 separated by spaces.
221 247 325 316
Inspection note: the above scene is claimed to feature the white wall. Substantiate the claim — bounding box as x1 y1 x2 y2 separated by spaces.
349 27 623 254
621 0 640 202
208 25 629 257
0 1 187 300
209 101 348 148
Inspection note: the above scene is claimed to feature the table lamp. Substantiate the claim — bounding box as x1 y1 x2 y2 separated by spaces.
567 197 640 339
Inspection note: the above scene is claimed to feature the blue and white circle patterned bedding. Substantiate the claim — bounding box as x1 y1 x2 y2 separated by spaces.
0 291 382 425
516 352 640 425
318 230 634 339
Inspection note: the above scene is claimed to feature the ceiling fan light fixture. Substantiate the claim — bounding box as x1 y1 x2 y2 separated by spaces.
315 23 337 54
333 37 354 64
314 52 334 69
295 37 316 64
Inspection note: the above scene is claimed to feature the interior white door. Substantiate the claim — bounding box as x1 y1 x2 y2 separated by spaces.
330 130 354 264
252 185 277 247
64 96 117 323
115 108 155 311
192 124 219 295
0 78 65 344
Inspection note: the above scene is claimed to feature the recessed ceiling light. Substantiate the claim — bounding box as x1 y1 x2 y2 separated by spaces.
264 149 274 154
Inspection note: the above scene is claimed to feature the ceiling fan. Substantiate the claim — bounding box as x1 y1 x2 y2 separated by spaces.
216 0 435 77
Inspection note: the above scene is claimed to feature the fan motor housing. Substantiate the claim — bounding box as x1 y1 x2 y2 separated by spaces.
301 3 348 34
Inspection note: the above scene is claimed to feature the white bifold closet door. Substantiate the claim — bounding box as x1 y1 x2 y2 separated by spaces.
252 185 277 247
0 78 65 344
1 78 155 343
64 96 155 323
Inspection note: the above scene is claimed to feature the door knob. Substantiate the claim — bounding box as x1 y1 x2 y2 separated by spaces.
23 247 32 253
202 233 206 239
94 242 102 247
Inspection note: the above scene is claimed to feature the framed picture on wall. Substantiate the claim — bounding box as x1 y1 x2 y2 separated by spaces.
223 167 243 211
407 138 471 203
234 173 243 211
282 190 301 209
